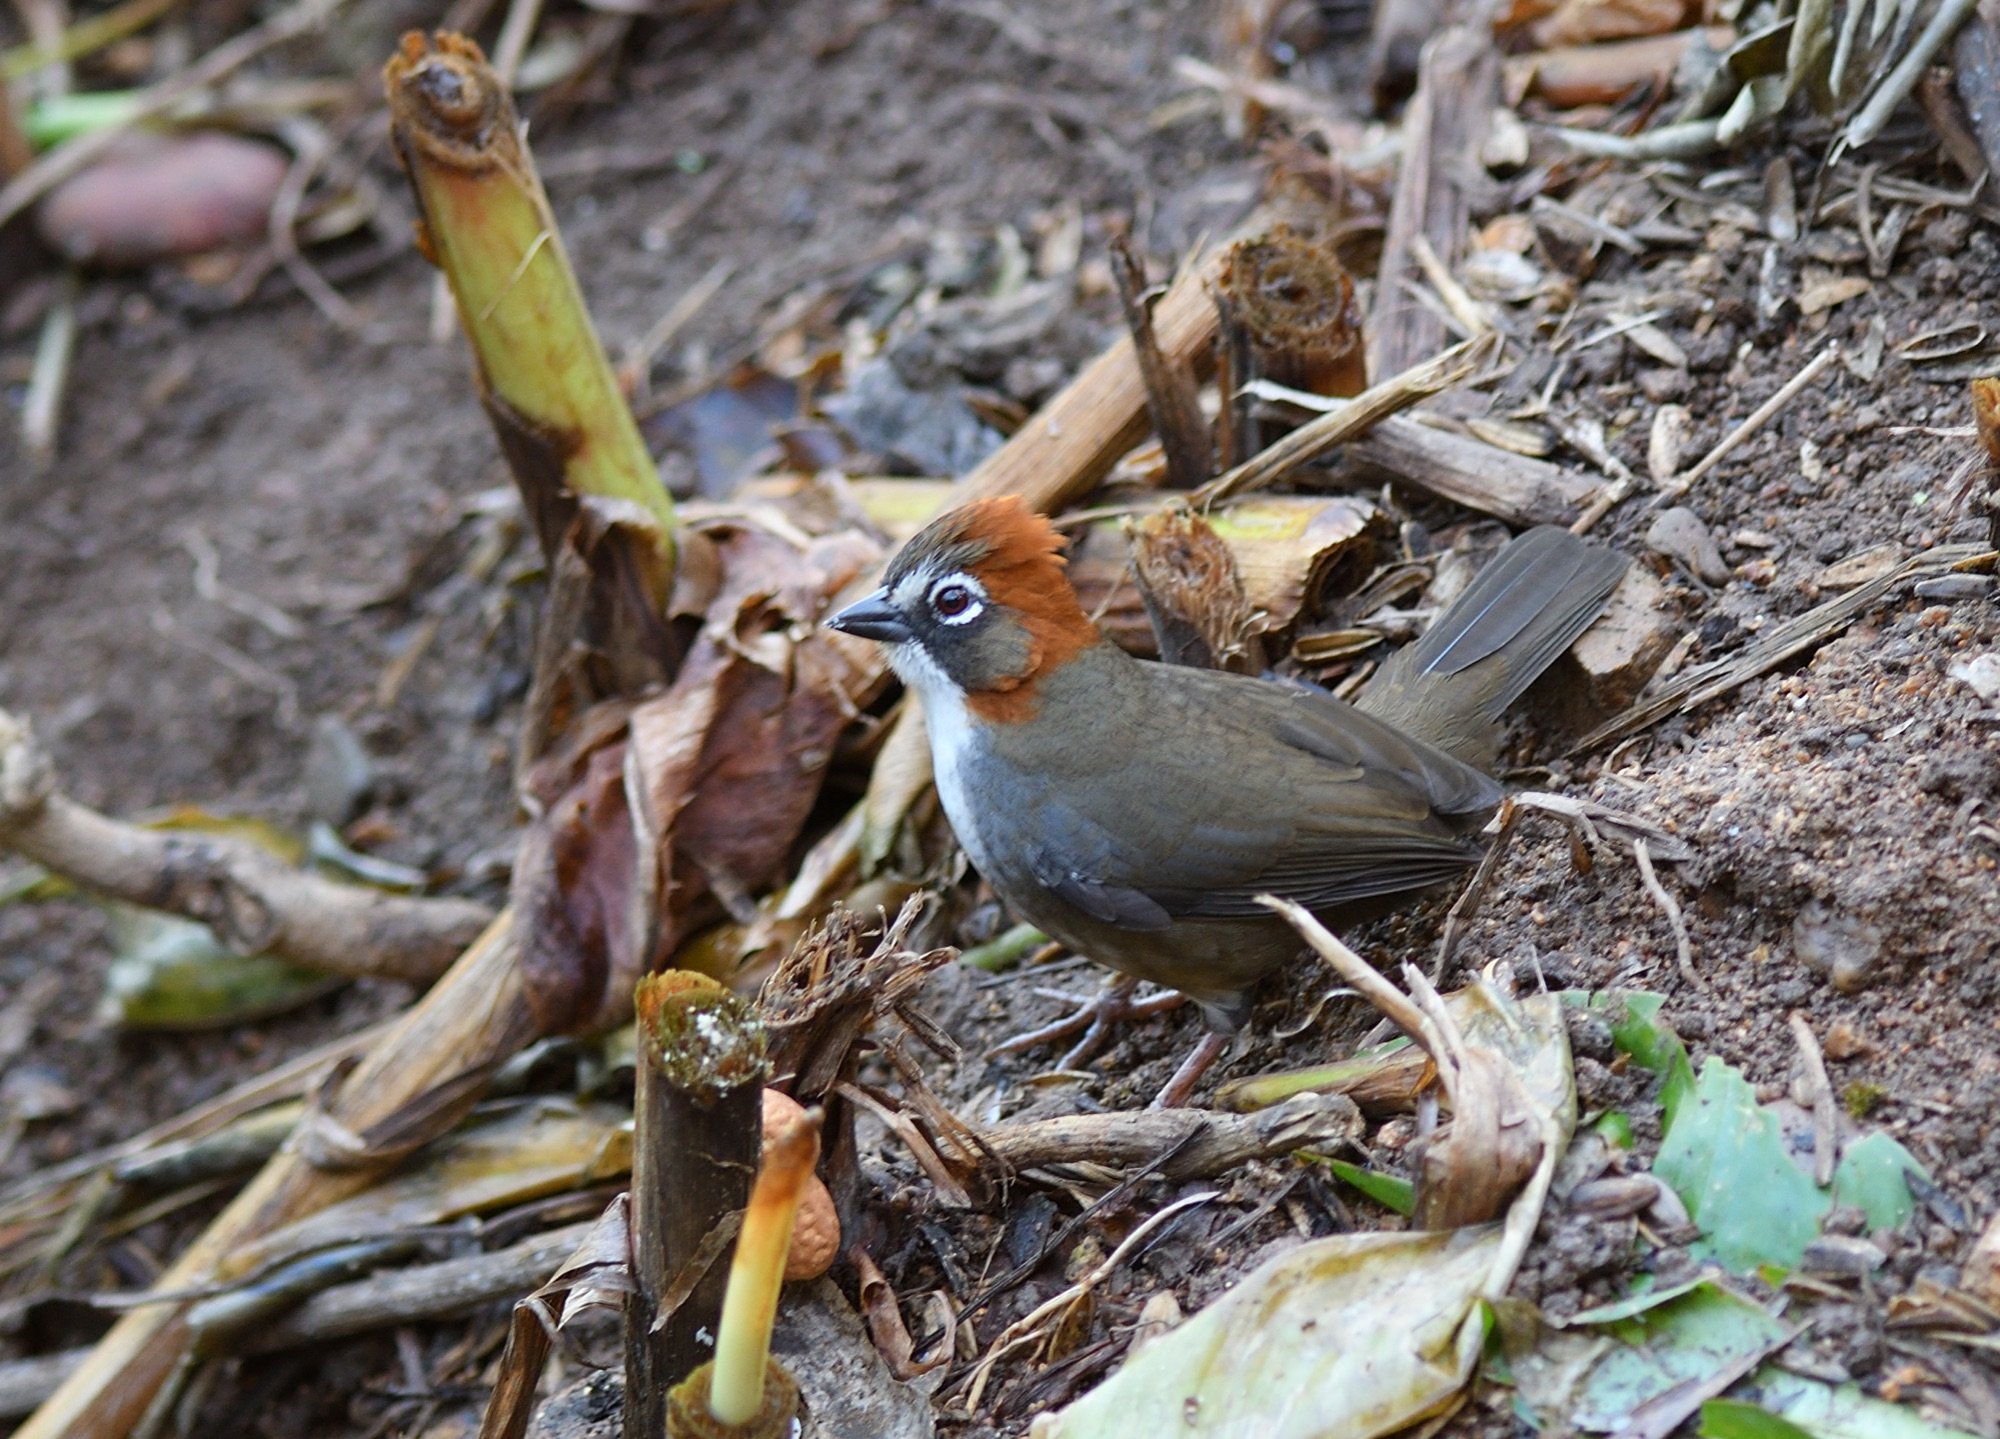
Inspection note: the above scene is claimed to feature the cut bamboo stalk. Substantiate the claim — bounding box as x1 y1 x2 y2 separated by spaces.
384 30 674 564
627 972 768 1437
12 914 531 1439
1217 229 1367 400
385 31 678 707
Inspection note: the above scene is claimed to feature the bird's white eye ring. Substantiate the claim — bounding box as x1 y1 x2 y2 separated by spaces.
928 573 986 625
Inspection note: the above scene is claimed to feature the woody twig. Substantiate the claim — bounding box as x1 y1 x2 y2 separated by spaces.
0 709 492 984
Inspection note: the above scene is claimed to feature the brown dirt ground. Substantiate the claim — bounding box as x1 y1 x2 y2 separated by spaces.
3 0 1999 1435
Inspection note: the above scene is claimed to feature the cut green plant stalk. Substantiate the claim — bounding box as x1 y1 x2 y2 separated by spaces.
960 921 1047 973
706 1108 820 1424
382 31 675 590
704 1106 821 1429
1214 1038 1429 1115
666 1358 800 1439
22 91 141 148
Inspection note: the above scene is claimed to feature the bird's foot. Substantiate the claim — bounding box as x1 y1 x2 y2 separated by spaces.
985 974 1186 1069
1149 1032 1232 1109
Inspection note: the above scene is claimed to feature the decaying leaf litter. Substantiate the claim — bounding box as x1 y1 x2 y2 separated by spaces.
2 0 2000 1433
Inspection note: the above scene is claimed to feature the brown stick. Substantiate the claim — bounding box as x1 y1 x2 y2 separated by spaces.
1195 337 1490 506
969 1092 1362 1181
243 1218 594 1354
1108 234 1212 492
1368 28 1498 380
1344 413 1601 526
0 710 494 984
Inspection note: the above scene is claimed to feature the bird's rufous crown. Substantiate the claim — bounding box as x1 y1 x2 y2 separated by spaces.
894 495 1098 715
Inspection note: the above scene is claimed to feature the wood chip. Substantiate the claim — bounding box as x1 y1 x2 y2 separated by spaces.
1814 543 1906 589
1797 270 1872 316
1546 562 1680 722
1649 404 1692 484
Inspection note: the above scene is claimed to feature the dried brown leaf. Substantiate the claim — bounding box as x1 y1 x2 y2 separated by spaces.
515 740 644 1035
540 1192 638 1328
1517 28 1725 106
853 1247 952 1379
637 520 879 895
512 514 884 1033
1529 0 1692 48
1413 1044 1545 1229
1209 494 1380 639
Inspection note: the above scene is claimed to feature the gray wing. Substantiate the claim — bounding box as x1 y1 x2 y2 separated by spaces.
1011 663 1499 926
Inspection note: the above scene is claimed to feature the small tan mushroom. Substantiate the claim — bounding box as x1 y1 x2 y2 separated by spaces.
763 1089 839 1280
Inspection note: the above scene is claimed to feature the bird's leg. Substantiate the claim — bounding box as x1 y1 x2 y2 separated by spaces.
985 974 1187 1068
1149 1032 1231 1110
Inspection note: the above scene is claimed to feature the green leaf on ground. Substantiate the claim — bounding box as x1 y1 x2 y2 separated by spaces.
1654 1059 1827 1271
1748 1369 1979 1439
99 907 340 1030
1315 1157 1416 1216
1829 1131 1922 1231
1702 1399 1818 1438
1653 1058 1923 1271
1567 1283 1790 1431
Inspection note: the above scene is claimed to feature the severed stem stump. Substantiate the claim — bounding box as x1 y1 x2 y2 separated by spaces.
627 973 769 1437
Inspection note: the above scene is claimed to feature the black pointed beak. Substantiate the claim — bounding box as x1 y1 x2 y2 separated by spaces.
826 589 914 644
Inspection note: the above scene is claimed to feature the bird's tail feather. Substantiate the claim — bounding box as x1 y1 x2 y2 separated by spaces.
1355 526 1626 763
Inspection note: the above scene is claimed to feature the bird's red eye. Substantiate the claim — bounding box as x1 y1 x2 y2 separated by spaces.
932 584 972 617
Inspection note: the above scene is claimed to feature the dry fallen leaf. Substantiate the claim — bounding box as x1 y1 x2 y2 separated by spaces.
1528 0 1691 48
1797 269 1873 316
513 511 884 1033
1128 497 1379 673
853 1246 954 1378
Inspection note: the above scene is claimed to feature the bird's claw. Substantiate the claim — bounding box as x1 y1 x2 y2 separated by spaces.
983 975 1185 1068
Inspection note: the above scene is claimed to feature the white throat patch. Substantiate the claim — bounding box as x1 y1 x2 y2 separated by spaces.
888 639 980 839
